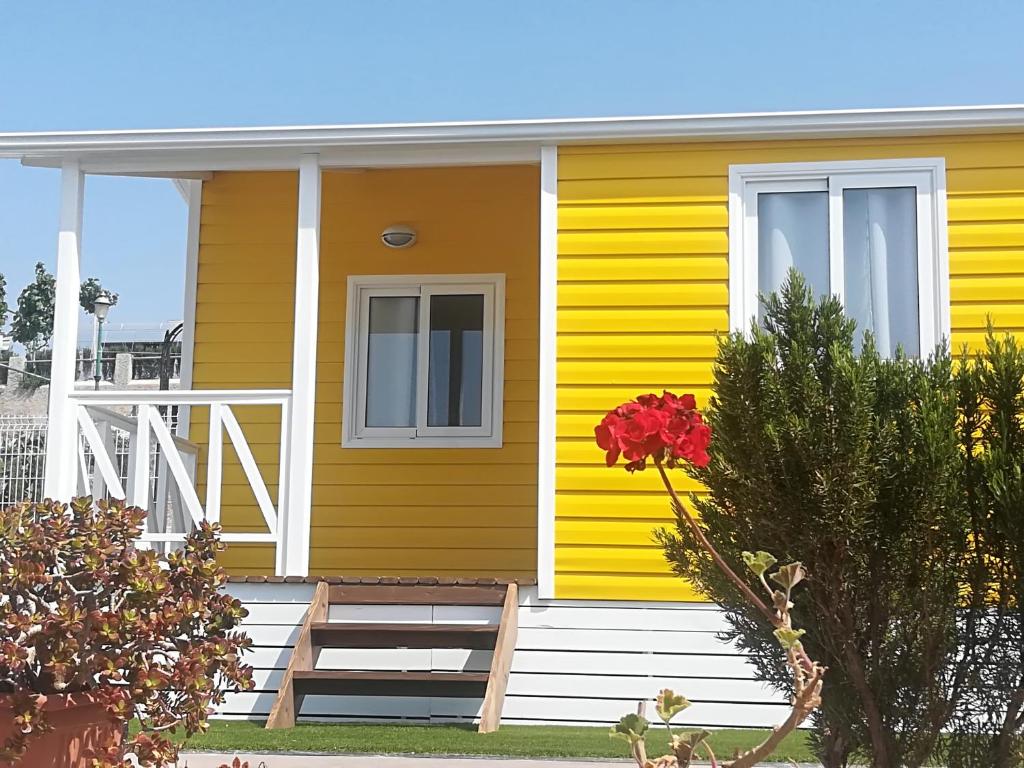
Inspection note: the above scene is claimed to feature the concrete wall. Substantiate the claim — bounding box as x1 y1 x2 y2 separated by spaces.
0 354 179 416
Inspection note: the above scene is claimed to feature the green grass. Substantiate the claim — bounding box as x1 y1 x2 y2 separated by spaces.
179 720 814 762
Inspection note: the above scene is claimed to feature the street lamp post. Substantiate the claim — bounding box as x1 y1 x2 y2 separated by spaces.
92 291 113 391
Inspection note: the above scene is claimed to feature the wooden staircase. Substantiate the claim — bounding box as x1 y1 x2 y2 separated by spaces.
265 580 519 732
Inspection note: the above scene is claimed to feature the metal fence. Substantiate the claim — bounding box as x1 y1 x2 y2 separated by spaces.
0 410 179 510
0 416 47 506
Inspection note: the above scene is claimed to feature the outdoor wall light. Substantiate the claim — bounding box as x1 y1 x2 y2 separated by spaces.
381 224 417 249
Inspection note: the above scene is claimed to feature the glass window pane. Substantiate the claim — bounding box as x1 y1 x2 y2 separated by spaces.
843 187 919 357
365 296 418 427
757 191 829 316
428 294 485 427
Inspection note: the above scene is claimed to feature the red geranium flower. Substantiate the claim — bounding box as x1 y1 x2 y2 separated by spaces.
595 391 710 472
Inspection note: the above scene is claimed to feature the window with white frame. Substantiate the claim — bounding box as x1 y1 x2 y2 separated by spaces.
728 158 950 357
342 274 505 448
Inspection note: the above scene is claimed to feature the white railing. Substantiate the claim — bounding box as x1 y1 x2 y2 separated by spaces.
69 390 291 569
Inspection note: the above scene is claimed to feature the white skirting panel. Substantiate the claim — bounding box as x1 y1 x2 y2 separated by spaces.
218 583 790 728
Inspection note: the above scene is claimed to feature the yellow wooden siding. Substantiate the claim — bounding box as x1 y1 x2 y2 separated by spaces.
554 133 1024 601
192 166 539 576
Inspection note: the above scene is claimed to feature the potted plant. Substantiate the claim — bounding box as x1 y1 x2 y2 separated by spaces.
0 497 254 768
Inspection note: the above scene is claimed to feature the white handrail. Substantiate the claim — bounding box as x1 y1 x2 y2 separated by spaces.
70 389 290 405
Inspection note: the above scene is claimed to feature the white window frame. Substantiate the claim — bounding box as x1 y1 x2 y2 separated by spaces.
728 158 950 353
342 273 505 449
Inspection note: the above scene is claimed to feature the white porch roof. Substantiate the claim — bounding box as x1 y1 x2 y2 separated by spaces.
3 104 1024 176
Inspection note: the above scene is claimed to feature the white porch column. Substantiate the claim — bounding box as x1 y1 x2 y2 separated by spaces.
43 160 85 501
176 179 203 439
280 154 321 575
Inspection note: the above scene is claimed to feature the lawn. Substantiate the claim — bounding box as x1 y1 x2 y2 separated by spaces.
179 721 814 762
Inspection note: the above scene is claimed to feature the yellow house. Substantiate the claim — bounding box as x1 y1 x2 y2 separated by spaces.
3 104 1023 727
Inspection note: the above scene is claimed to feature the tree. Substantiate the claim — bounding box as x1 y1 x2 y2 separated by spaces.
11 262 55 358
657 271 970 768
9 264 118 359
0 272 9 331
78 276 119 314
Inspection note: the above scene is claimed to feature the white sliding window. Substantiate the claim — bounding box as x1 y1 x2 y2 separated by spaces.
343 274 504 448
729 158 949 357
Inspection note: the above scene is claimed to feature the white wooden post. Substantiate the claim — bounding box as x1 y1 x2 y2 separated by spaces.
281 154 321 576
205 402 223 524
43 160 85 502
130 404 152 510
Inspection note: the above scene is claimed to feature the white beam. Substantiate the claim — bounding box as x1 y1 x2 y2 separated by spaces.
281 153 321 576
537 146 558 599
43 159 85 502
18 145 538 174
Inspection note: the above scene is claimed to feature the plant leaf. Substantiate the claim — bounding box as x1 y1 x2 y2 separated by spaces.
741 550 777 577
655 688 691 723
769 562 806 590
609 712 649 745
774 627 806 650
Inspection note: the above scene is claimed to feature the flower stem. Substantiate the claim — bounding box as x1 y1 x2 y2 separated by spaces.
653 459 775 624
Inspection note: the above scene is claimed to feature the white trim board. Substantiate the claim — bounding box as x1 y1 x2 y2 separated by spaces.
6 104 1024 172
176 179 202 439
536 146 558 600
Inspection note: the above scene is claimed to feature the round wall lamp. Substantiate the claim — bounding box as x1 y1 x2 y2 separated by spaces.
381 224 417 249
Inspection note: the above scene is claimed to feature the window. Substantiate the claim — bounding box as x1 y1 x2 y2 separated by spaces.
342 274 505 448
729 158 949 356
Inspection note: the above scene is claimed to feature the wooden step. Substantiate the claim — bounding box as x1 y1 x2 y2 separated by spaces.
266 580 519 732
327 583 508 605
310 622 500 650
292 670 490 698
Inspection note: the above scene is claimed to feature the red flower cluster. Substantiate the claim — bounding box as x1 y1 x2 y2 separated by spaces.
595 391 711 472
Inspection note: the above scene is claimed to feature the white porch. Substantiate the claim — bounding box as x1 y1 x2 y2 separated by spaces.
41 157 324 575
11 124 556 588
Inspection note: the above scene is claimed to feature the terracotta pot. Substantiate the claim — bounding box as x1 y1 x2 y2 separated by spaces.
0 692 124 768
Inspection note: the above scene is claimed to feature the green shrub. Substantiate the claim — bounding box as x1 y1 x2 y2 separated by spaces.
945 332 1024 768
657 272 969 768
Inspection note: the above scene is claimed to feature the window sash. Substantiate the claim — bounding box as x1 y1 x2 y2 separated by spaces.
415 283 495 438
354 286 419 440
732 160 944 355
742 178 829 316
347 277 501 446
827 170 938 353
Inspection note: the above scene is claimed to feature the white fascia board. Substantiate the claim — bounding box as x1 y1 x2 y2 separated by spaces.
3 104 1024 172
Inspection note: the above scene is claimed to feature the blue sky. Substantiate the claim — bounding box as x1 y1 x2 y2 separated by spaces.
2 0 1024 325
